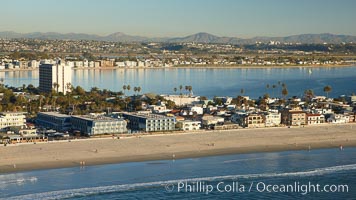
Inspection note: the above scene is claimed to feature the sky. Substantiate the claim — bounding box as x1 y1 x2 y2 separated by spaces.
1 0 356 38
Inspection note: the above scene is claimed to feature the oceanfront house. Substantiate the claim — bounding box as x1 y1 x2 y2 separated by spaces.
0 112 26 131
161 95 200 106
201 114 225 128
122 112 176 132
36 112 72 132
176 120 201 131
325 114 350 124
281 108 307 126
71 115 127 135
263 112 281 127
1 134 47 145
246 113 265 128
213 122 239 130
231 113 265 128
306 113 325 125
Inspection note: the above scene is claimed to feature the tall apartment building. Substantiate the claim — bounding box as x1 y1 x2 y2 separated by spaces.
39 63 72 94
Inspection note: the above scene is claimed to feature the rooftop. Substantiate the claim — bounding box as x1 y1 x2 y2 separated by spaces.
72 115 122 122
162 94 200 98
38 112 71 118
123 112 175 119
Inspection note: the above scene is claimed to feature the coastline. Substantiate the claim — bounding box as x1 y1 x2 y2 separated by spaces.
0 64 354 72
73 64 354 70
1 123 355 174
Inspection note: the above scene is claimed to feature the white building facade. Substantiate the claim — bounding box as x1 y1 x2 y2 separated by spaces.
0 112 26 130
176 120 201 131
264 112 281 127
162 95 200 106
71 115 127 135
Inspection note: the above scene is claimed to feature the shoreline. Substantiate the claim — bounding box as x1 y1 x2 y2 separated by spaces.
73 64 354 70
0 64 354 72
1 124 356 174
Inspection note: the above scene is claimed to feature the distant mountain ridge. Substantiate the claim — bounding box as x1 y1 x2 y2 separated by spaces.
1 31 356 44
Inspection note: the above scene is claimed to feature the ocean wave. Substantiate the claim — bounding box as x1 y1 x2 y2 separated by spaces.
3 163 356 200
0 177 37 188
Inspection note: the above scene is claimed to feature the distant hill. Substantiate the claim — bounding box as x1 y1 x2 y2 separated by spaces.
102 32 148 42
1 31 356 44
242 33 356 44
167 32 221 43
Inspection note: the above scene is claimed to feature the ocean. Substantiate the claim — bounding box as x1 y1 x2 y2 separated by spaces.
1 147 355 199
2 66 356 98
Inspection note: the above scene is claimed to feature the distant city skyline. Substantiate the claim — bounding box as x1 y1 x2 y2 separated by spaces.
1 0 356 38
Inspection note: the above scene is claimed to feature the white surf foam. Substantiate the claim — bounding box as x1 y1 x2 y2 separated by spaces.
0 176 37 188
3 164 356 200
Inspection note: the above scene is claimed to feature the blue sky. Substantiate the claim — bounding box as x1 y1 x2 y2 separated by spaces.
1 0 356 37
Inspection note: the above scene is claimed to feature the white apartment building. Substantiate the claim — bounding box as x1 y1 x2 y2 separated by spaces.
29 60 40 68
39 63 72 95
327 114 349 124
0 112 26 130
188 106 204 115
263 112 281 127
74 61 84 67
176 120 201 131
306 114 325 125
162 95 200 106
137 61 145 67
115 62 125 67
83 60 89 67
89 61 95 68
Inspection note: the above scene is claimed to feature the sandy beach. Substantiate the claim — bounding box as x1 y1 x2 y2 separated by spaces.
1 123 356 173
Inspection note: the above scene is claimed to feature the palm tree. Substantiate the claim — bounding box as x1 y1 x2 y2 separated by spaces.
123 85 127 95
53 82 59 93
0 78 4 88
188 86 193 96
272 84 276 98
179 85 183 93
304 89 314 97
282 87 288 99
304 89 314 102
127 85 131 93
323 85 332 98
240 88 244 95
173 87 177 94
133 86 138 95
66 83 72 94
137 86 141 94
185 86 189 94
